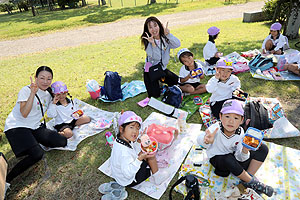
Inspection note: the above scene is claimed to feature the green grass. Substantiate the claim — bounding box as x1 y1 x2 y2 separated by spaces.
0 0 261 40
1 18 300 199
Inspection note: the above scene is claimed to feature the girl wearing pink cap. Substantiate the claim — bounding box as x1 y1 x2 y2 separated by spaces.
197 99 274 197
262 22 289 55
4 66 67 184
206 58 241 119
47 81 91 139
203 26 223 66
109 111 169 189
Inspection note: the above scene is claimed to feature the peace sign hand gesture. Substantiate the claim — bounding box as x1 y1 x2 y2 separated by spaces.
142 32 155 46
164 22 170 36
204 127 218 144
30 76 38 95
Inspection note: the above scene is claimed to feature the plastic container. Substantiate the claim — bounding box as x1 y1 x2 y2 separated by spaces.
141 137 158 155
88 88 101 100
242 127 264 151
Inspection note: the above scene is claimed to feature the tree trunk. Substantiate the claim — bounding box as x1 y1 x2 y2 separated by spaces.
40 0 44 7
82 0 86 6
150 0 156 4
285 1 300 39
47 0 53 10
272 0 282 23
29 0 36 16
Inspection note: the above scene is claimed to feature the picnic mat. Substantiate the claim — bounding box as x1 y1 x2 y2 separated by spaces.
199 97 300 138
250 69 300 81
43 98 117 151
98 112 202 199
175 142 300 200
181 93 211 120
99 80 146 102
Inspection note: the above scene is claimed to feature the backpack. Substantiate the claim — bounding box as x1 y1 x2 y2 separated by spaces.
103 71 123 101
249 54 274 72
162 85 182 108
242 101 273 131
169 175 200 200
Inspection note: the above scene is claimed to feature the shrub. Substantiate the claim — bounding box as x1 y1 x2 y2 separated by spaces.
0 3 14 13
262 0 290 25
57 0 79 8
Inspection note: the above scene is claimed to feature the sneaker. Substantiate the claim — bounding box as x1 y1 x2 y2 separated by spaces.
101 188 128 200
149 170 170 185
98 181 125 194
241 177 274 197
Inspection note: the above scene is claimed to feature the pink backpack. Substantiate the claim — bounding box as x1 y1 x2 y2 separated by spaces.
146 123 178 151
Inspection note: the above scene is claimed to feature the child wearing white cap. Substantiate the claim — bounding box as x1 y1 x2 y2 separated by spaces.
262 22 289 55
197 99 274 197
205 58 241 119
177 48 207 94
203 26 223 65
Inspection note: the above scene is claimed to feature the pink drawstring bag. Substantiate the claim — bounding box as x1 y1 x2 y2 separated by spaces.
232 62 250 74
146 123 178 151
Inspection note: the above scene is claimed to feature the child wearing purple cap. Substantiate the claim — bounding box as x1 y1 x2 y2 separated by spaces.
203 26 223 66
197 99 274 197
262 22 289 55
47 81 91 139
109 111 169 190
206 58 241 119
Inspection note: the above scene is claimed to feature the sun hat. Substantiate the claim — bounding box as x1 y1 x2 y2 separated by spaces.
51 81 68 95
177 48 193 63
270 22 282 31
220 99 244 116
216 58 233 70
207 26 220 36
118 111 142 127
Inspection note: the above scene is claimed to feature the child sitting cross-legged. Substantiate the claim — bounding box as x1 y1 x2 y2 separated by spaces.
99 111 169 199
177 48 206 95
206 58 241 119
47 81 91 139
197 100 274 197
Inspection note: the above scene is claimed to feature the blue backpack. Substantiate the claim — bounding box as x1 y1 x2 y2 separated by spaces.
162 85 182 108
249 54 274 72
103 71 123 101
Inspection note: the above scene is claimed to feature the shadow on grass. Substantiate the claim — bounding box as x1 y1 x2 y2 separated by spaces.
0 3 177 25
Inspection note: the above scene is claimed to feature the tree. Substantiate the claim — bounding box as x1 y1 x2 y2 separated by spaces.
284 0 300 39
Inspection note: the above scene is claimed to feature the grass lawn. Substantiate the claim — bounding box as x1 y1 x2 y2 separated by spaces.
0 18 300 199
0 0 262 40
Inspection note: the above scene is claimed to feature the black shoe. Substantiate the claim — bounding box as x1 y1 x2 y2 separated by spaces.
241 177 274 197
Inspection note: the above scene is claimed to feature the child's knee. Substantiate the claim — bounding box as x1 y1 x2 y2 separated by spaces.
61 128 73 139
265 40 273 50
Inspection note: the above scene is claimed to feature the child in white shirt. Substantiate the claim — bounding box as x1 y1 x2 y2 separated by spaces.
177 48 206 94
203 26 223 66
206 58 241 119
262 22 289 55
283 52 300 76
197 99 274 197
47 81 91 138
110 111 169 187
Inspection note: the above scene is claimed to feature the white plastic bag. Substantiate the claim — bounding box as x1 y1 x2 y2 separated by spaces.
86 79 100 92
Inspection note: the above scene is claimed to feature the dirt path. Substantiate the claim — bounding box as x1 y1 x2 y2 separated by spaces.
0 1 264 58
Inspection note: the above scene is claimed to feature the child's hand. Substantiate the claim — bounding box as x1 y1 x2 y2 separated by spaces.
142 32 155 46
164 22 170 35
242 146 250 154
138 151 148 161
204 127 218 144
30 76 38 94
53 94 60 104
214 67 220 79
